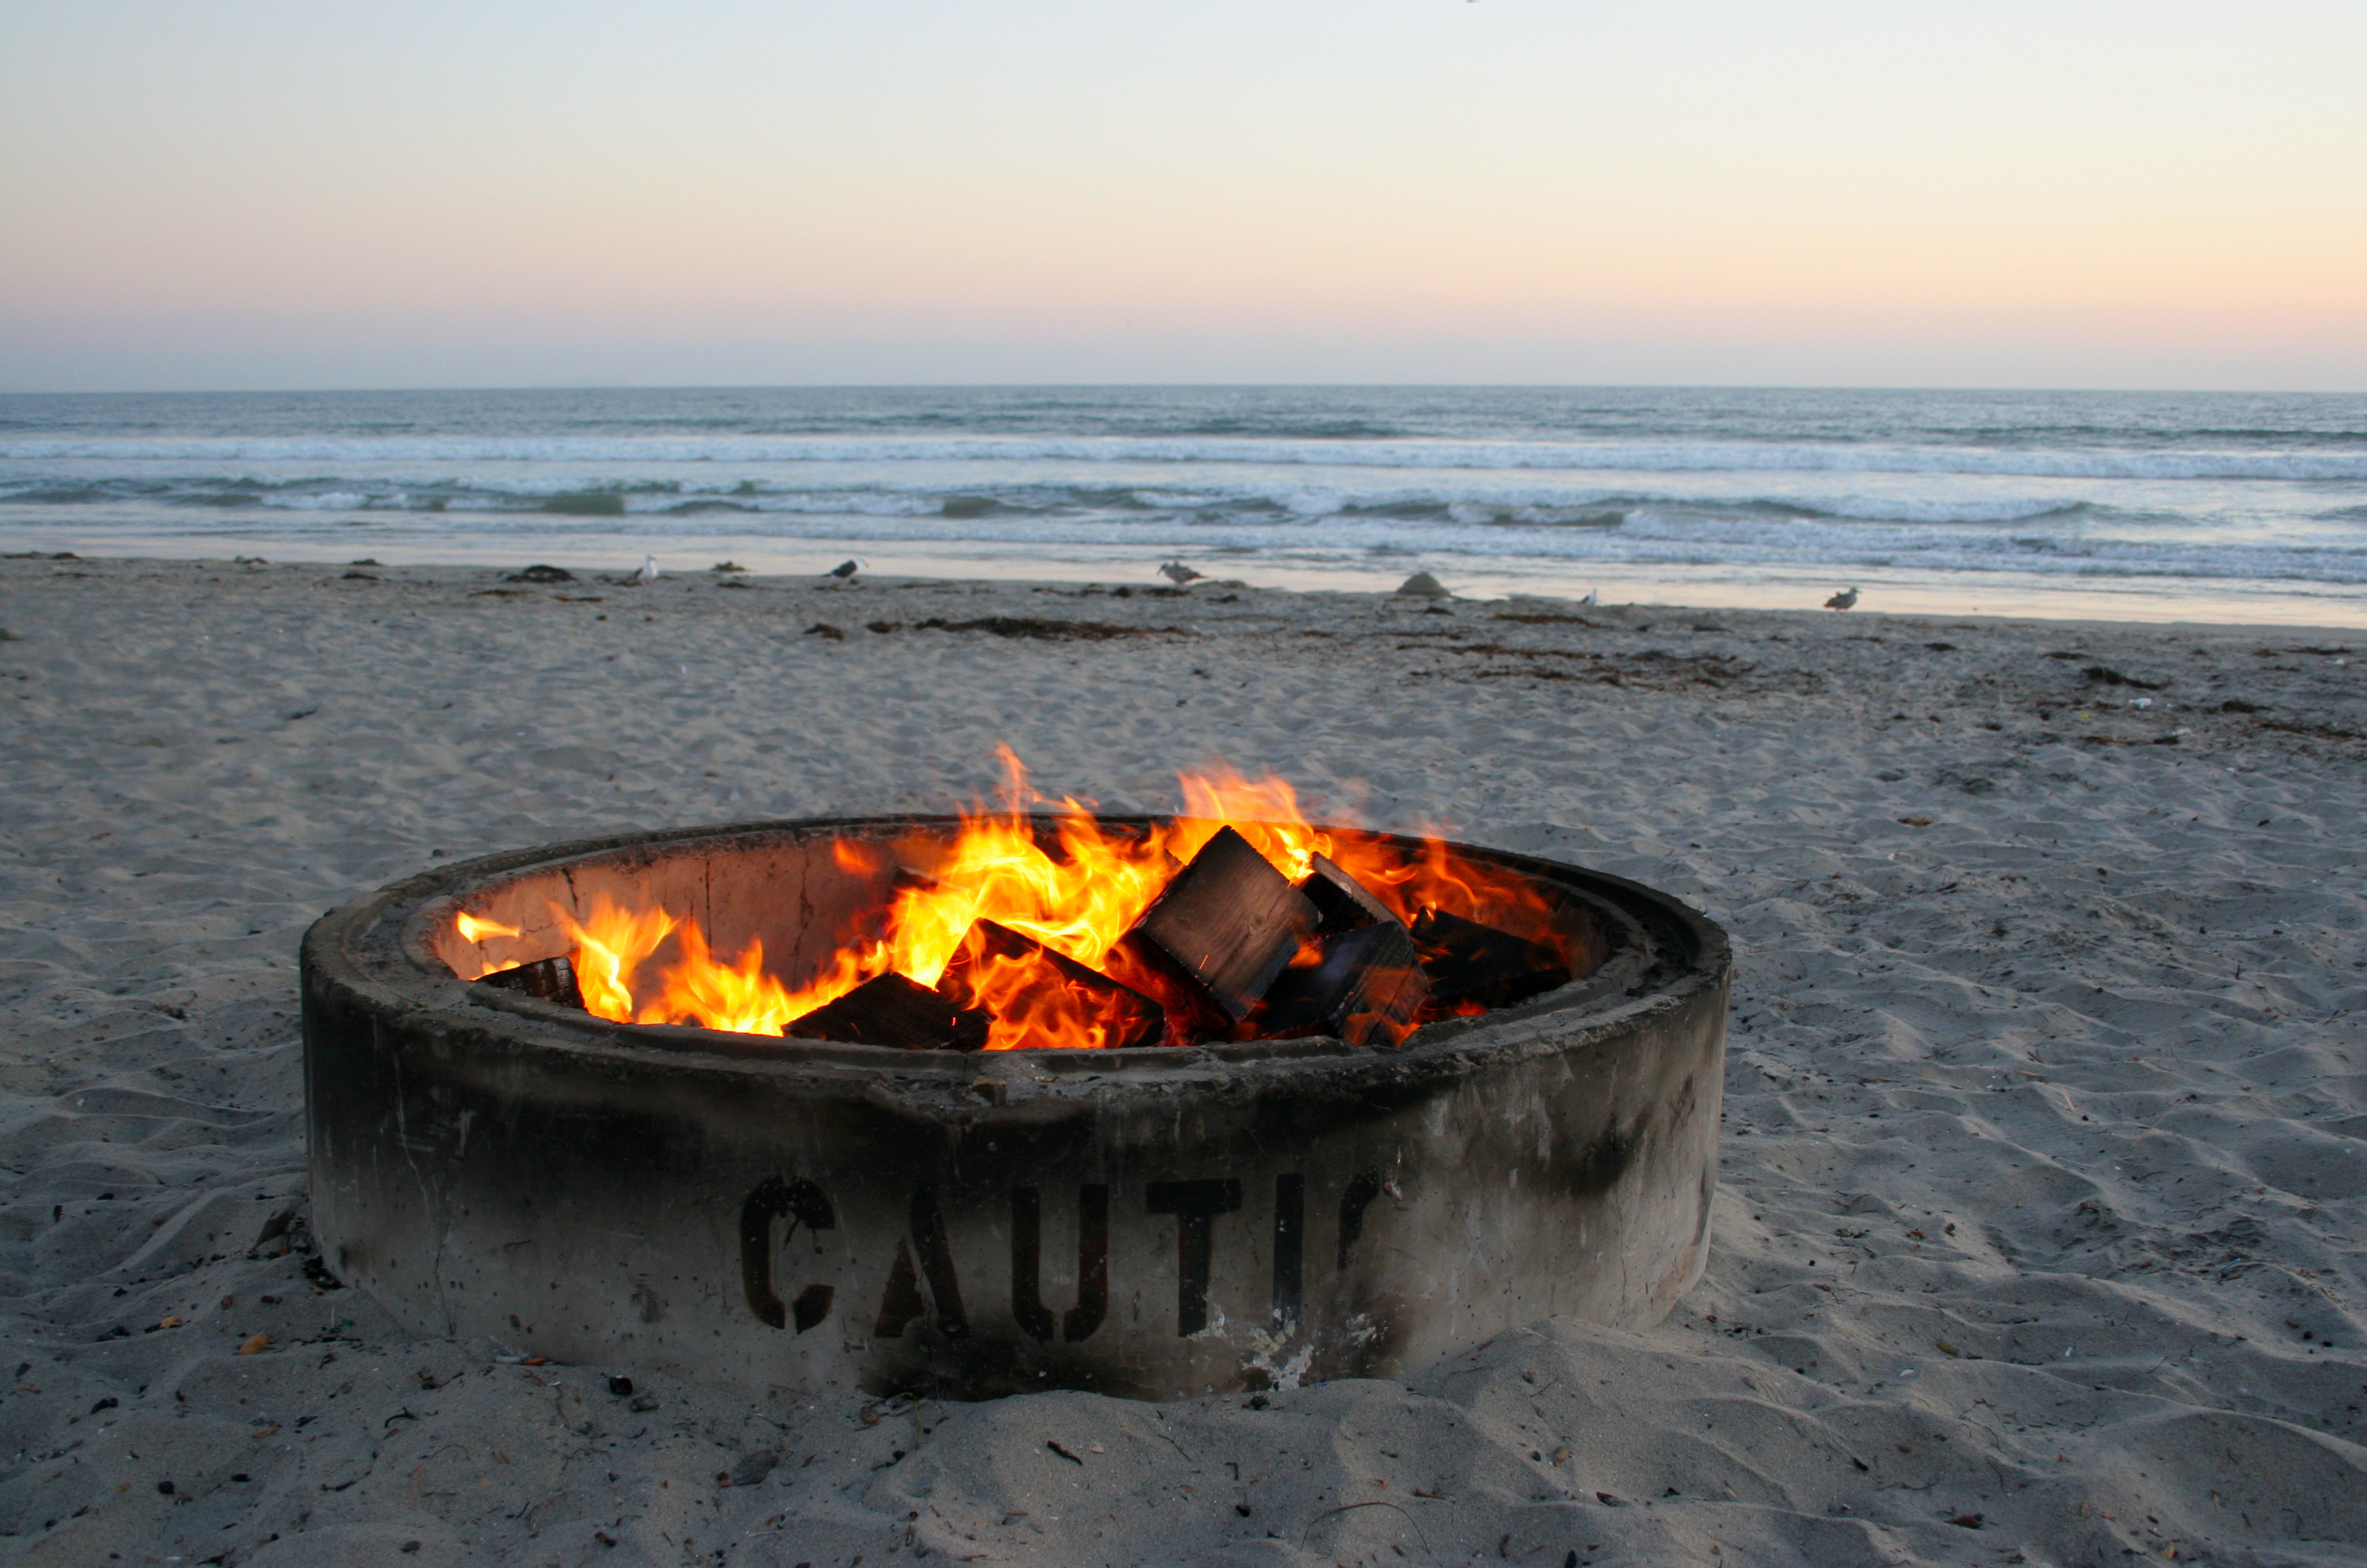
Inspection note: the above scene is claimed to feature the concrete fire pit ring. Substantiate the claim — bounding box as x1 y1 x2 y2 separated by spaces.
301 815 1729 1401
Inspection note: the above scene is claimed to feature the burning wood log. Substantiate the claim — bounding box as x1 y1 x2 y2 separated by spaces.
786 972 989 1052
935 920 1164 1051
476 954 586 1010
1409 907 1572 1011
1114 826 1316 1025
1298 852 1397 935
1253 920 1430 1048
452 752 1597 1051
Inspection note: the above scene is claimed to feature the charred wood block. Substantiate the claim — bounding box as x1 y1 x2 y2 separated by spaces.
1118 826 1316 1023
1254 920 1430 1049
1300 853 1398 935
1410 907 1571 1011
476 954 586 1011
786 972 988 1052
936 920 1165 1050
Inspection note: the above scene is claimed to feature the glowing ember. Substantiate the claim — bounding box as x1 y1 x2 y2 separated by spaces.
456 747 1566 1050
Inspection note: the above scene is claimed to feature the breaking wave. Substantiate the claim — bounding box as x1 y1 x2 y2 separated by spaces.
3 385 2361 598
0 472 2132 531
6 433 2367 482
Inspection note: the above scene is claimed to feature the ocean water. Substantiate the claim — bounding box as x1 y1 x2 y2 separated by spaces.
3 385 2363 624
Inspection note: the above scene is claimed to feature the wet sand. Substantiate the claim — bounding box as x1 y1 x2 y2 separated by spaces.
1 555 2362 1566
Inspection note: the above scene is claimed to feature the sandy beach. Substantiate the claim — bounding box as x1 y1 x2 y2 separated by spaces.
1 553 2362 1567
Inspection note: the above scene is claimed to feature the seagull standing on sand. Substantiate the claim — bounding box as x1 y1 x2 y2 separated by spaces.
827 558 866 581
1158 560 1204 586
1579 586 1598 607
635 554 659 586
1824 586 1859 611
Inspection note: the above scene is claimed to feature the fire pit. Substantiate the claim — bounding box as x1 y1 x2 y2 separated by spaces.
302 769 1728 1401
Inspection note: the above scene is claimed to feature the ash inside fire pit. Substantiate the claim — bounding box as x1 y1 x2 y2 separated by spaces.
304 769 1728 1401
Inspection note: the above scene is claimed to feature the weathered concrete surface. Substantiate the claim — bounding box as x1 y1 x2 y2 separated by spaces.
303 817 1728 1401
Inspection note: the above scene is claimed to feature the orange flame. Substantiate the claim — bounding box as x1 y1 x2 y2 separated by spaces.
1173 762 1324 879
884 747 1176 988
935 921 1164 1052
558 897 677 1020
523 747 1560 1048
454 911 521 944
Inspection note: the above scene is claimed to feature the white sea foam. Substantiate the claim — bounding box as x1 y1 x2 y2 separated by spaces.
7 433 2367 482
3 386 2362 605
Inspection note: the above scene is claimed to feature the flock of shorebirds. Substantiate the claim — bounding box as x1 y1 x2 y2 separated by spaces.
631 551 1865 610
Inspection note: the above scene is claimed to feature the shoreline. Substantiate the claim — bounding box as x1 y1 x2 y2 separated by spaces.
1 555 2360 1565
8 542 2367 633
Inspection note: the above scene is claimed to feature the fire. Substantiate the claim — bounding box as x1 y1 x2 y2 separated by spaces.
935 920 1163 1052
454 911 520 944
558 898 678 1021
1173 762 1324 879
507 747 1559 1049
884 748 1177 987
1171 763 1558 943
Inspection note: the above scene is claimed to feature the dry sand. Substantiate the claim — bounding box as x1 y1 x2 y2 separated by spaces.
1 553 2363 1568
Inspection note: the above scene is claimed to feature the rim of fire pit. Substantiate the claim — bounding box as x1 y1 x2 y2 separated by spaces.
305 814 1727 1092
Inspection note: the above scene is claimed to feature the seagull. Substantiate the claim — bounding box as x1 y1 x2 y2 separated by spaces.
1824 586 1859 611
635 553 659 586
1578 586 1598 607
1158 560 1204 586
826 558 866 581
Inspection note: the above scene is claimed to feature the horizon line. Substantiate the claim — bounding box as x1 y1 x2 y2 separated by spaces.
3 380 2361 398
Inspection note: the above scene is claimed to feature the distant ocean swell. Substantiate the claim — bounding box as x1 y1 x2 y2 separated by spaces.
3 388 2360 613
7 435 2367 482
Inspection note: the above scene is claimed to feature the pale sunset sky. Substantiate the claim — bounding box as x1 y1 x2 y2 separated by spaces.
3 0 2361 391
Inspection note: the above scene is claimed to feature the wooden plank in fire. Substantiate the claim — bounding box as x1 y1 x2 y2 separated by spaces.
1298 852 1399 935
1253 919 1430 1049
1409 907 1571 1010
786 972 990 1051
1117 825 1317 1024
476 954 586 1011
